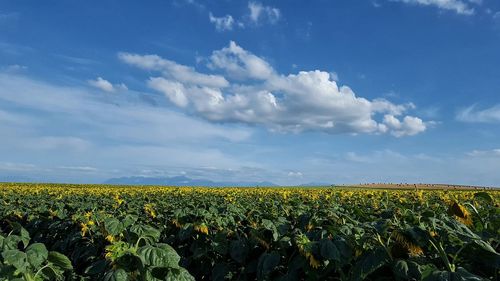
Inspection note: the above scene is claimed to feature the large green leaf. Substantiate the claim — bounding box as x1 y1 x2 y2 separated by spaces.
116 253 143 272
105 218 124 236
349 247 389 281
130 225 161 243
320 239 340 262
25 243 48 269
103 268 130 281
2 249 28 272
10 223 30 249
473 192 493 205
423 267 488 281
138 244 180 268
261 219 279 241
166 268 195 281
257 252 280 280
47 251 73 271
230 240 249 264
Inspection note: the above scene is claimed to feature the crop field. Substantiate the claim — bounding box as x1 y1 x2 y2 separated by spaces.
0 183 499 281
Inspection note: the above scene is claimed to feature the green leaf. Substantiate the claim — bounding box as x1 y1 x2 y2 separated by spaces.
104 268 130 281
392 260 409 279
150 266 170 279
166 268 195 281
130 225 161 243
47 251 73 271
349 247 389 281
320 239 340 262
261 219 279 241
11 223 30 249
230 240 249 264
40 265 65 281
257 252 280 280
138 244 180 268
84 260 107 275
473 192 493 205
423 268 487 281
3 235 23 251
116 253 143 272
25 243 48 268
105 218 124 236
2 250 28 272
122 214 138 228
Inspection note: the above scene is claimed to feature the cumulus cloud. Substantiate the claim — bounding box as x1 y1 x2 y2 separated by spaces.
248 1 281 24
382 114 427 137
456 104 500 123
208 41 275 80
209 13 235 31
390 0 480 15
88 77 119 92
120 41 428 137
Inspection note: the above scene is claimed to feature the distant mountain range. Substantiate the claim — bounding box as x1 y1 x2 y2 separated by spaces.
104 176 280 187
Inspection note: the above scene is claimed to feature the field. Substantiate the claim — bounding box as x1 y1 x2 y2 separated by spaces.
0 183 499 281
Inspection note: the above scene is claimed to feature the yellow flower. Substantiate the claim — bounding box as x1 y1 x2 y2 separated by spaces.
194 223 209 235
393 231 424 257
84 211 92 219
309 255 321 269
172 219 182 228
105 235 115 243
80 223 89 237
449 201 473 226
144 203 157 218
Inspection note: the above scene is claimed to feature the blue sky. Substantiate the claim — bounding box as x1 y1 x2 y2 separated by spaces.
1 0 500 185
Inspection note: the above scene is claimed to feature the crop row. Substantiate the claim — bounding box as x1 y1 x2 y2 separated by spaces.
0 184 499 280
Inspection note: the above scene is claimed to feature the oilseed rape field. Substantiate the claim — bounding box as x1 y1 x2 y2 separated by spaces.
0 183 499 280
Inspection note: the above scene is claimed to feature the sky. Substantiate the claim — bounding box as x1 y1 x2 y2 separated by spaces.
1 0 500 186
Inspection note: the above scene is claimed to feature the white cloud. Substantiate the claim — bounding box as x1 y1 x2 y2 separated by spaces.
58 166 97 172
209 13 235 31
122 41 428 137
248 2 281 24
88 77 116 92
390 0 480 15
382 114 427 137
287 171 303 177
467 149 500 157
3 64 28 72
456 104 500 123
208 41 274 80
329 72 339 81
0 73 256 182
0 162 36 172
118 52 229 88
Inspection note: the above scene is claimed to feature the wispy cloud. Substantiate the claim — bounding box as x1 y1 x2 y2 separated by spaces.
0 72 255 181
247 1 281 24
466 149 500 157
390 0 480 15
88 77 127 92
209 13 236 31
456 104 500 123
207 1 280 32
